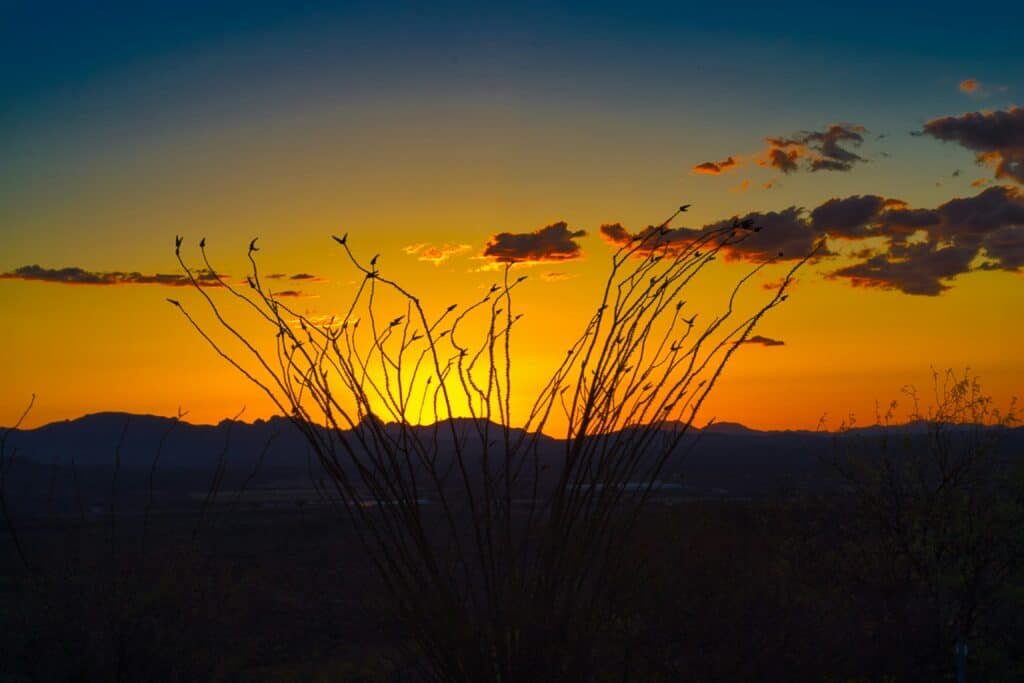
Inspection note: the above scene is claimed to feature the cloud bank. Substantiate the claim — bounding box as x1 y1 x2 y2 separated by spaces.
600 186 1024 295
0 265 224 287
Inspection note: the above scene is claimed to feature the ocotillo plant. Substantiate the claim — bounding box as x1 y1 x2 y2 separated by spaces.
172 207 812 682
828 370 1020 676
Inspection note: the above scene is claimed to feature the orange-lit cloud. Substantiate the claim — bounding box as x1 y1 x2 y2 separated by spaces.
759 144 803 173
597 222 704 257
406 243 472 265
759 124 868 173
731 179 752 193
541 271 574 282
267 272 324 282
761 276 798 291
697 124 870 180
922 107 1024 183
482 222 586 264
692 156 739 175
959 78 980 94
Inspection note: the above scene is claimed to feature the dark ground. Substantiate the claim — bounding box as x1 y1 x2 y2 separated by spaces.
2 418 1023 681
2 493 1022 682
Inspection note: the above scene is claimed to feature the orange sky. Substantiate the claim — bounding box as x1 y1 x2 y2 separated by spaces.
2 5 1022 432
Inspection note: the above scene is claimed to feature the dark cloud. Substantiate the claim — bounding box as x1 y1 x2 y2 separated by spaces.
696 123 869 178
761 145 801 173
759 124 868 174
933 185 1024 245
267 272 323 281
810 195 887 238
922 107 1024 183
692 156 738 175
601 209 819 263
598 186 1024 296
875 207 942 243
598 222 705 255
741 335 785 347
704 208 821 261
826 185 1024 294
270 289 309 298
0 265 223 287
980 224 1024 270
828 243 978 296
482 222 586 263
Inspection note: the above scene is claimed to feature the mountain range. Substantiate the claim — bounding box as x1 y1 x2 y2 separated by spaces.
2 412 1021 514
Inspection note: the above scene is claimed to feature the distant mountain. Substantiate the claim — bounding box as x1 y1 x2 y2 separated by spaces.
2 412 1021 514
700 421 762 436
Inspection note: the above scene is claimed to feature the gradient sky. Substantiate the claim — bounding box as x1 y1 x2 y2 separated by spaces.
3 1 1023 430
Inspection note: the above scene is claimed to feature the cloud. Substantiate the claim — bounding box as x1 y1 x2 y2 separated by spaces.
482 222 586 264
600 208 819 262
809 195 888 238
0 265 224 287
959 78 980 94
979 224 1024 270
758 124 868 174
598 222 705 257
760 144 802 173
266 272 324 282
541 271 574 282
597 186 1024 296
957 78 1004 97
705 208 823 261
922 107 1024 183
692 156 739 175
270 289 312 298
412 243 472 266
731 179 752 193
826 185 1024 294
762 276 798 291
828 243 978 296
740 335 785 347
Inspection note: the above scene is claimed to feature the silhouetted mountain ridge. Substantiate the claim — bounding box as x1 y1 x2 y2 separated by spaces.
4 411 1019 511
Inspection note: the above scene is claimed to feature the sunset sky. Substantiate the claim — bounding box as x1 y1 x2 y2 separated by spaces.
3 1 1023 431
